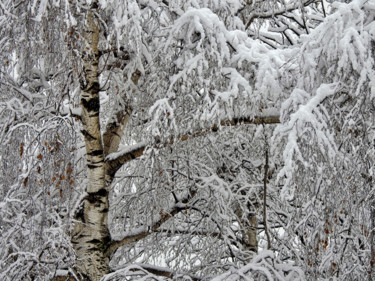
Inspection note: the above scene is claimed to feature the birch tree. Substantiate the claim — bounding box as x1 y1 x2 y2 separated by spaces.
1 0 374 281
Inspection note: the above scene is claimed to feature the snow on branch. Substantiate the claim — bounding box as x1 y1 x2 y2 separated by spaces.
212 250 305 281
273 83 339 200
107 188 198 255
105 114 280 176
245 0 316 29
103 263 201 281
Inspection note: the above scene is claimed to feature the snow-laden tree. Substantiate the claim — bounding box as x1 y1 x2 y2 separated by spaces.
272 1 375 279
1 0 374 280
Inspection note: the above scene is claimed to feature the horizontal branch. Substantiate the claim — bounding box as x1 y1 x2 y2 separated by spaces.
123 264 201 281
106 114 280 176
155 228 221 238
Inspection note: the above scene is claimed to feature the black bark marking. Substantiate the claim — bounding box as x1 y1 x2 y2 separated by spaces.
95 189 108 197
89 239 101 244
87 164 101 169
81 96 100 112
74 204 86 223
89 236 111 252
76 234 90 240
81 130 97 140
88 150 103 157
89 247 100 252
90 159 104 165
85 189 108 203
88 81 100 92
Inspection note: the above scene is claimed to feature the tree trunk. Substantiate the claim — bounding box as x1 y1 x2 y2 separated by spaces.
234 205 258 255
71 4 111 280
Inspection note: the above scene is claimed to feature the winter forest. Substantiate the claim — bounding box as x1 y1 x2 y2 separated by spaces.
0 0 374 280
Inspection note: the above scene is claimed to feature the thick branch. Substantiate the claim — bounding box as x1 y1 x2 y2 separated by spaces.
103 70 140 157
106 115 280 176
103 109 132 156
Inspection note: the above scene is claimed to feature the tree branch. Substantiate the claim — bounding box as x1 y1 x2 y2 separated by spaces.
263 148 271 250
123 264 201 281
107 204 188 256
106 114 280 177
103 70 140 157
103 108 132 156
155 228 221 238
245 0 317 30
107 189 198 255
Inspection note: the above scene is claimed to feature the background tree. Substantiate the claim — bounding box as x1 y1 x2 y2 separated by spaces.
0 0 374 281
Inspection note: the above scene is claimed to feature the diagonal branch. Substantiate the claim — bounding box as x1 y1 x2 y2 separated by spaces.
137 264 201 281
106 204 184 255
107 189 197 255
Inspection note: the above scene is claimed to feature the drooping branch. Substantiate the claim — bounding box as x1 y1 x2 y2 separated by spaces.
105 114 279 256
106 114 280 177
107 204 185 255
108 184 249 261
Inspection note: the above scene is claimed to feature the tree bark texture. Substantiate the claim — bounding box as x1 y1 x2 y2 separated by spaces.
71 6 111 281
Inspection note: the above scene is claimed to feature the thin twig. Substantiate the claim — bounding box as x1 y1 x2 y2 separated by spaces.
263 132 271 250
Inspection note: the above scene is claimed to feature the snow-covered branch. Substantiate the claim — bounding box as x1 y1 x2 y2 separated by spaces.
106 114 280 176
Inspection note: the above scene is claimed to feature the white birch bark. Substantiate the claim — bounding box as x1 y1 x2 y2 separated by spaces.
71 3 111 280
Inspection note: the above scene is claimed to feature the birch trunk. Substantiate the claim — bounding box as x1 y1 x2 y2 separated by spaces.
71 4 111 280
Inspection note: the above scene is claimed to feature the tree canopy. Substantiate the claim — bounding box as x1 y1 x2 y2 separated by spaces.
0 0 374 280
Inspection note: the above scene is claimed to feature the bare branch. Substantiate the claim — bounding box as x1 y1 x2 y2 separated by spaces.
263 146 271 250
